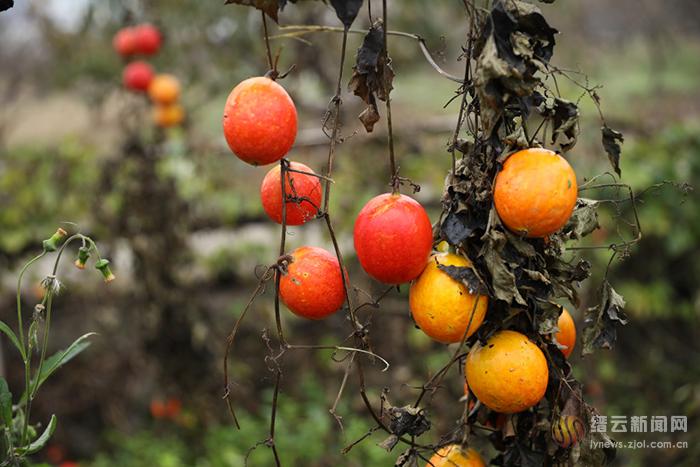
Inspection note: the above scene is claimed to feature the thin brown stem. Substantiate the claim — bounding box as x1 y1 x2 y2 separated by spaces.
273 26 465 83
321 29 349 214
382 0 398 192
223 267 274 429
261 10 275 73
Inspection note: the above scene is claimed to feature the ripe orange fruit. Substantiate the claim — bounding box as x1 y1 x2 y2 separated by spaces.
153 104 185 128
493 148 577 238
426 445 485 467
409 253 488 343
260 161 322 226
148 74 181 105
353 193 432 284
279 246 345 320
122 61 154 92
465 330 549 414
113 27 137 57
555 308 576 358
551 415 586 448
223 77 297 166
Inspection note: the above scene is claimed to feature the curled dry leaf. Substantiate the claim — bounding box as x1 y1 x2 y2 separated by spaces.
348 22 395 132
437 263 487 295
602 125 624 177
582 281 628 355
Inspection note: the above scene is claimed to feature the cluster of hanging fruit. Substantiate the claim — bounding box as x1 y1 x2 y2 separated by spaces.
222 74 585 464
113 24 184 128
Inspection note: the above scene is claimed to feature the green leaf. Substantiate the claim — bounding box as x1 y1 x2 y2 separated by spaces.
16 414 56 455
0 320 25 360
21 333 96 404
0 378 12 427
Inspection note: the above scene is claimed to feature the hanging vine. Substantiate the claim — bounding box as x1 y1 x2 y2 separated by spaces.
220 1 650 465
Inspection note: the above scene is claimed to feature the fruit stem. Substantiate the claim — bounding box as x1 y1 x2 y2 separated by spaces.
321 28 349 213
261 10 277 78
382 0 399 194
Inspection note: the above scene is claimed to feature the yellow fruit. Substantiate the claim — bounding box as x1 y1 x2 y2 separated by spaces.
555 308 576 358
426 445 485 467
148 74 181 105
409 253 488 344
465 330 549 414
493 148 577 238
153 104 185 128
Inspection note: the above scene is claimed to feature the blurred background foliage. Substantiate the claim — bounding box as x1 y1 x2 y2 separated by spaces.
0 0 698 466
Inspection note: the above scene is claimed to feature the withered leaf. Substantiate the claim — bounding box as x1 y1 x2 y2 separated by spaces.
387 405 431 439
516 267 552 297
503 230 538 258
536 302 562 336
441 209 482 245
474 2 556 136
480 229 526 305
329 0 363 29
510 1 557 61
602 125 624 177
394 449 419 467
547 257 590 306
547 98 579 152
582 281 628 356
225 0 280 21
560 381 584 416
348 22 394 102
348 22 395 132
358 103 380 132
563 198 600 240
437 264 486 295
378 434 399 452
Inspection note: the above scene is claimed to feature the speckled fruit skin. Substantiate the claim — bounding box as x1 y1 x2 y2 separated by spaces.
123 61 154 92
260 161 322 226
555 308 576 358
465 330 549 414
153 104 185 128
133 24 161 55
279 246 345 320
494 148 577 238
113 27 137 56
148 74 180 105
551 415 586 448
409 253 488 343
223 77 298 166
426 445 485 467
353 193 432 284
